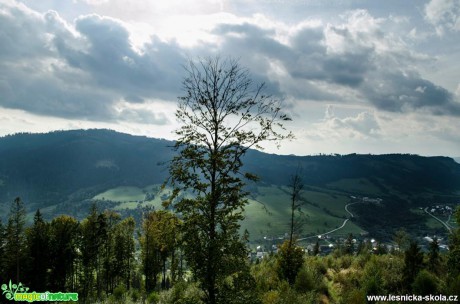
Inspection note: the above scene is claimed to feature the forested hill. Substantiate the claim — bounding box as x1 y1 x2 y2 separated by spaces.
1 129 460 210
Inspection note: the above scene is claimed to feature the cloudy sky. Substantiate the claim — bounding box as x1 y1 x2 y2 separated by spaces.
1 0 459 156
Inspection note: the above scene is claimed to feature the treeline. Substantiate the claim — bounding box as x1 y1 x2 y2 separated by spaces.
1 197 460 303
0 198 135 301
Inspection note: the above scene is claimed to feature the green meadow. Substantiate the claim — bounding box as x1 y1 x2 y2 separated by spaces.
92 184 365 242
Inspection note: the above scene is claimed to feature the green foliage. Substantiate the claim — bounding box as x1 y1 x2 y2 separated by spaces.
343 233 355 255
220 268 261 304
48 215 79 291
147 291 160 304
0 219 5 281
112 216 136 290
272 281 312 304
158 281 204 304
428 237 441 273
403 241 424 290
393 228 410 253
251 257 281 292
362 255 404 295
167 56 291 304
412 270 438 295
25 209 50 290
294 266 315 293
140 210 181 292
1 203 457 304
341 288 366 304
130 289 141 303
4 197 27 283
113 284 127 303
277 240 305 285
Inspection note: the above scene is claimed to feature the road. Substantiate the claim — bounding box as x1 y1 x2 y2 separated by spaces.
424 207 453 233
298 201 359 241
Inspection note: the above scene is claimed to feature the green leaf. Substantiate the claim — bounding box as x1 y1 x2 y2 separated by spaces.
1 284 6 291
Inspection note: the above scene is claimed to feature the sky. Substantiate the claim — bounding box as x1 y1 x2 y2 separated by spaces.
1 0 459 157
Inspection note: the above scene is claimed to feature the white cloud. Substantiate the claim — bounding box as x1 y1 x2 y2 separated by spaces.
306 105 381 140
424 0 460 35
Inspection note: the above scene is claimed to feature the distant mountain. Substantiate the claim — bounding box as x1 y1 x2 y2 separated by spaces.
455 157 460 164
0 130 173 210
1 129 460 213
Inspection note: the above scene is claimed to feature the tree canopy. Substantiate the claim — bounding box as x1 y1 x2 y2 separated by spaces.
166 56 292 304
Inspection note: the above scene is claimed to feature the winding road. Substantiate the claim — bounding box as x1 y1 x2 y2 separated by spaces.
298 201 360 241
424 207 453 233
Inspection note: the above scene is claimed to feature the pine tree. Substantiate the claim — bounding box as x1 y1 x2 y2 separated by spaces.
26 210 50 290
344 233 354 255
403 241 424 291
48 215 79 291
113 216 136 290
4 197 27 283
447 207 460 294
0 219 5 283
80 204 104 300
428 237 440 274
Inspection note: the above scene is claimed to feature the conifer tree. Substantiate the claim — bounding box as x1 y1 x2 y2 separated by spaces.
428 237 440 274
113 216 136 290
403 241 424 291
4 197 27 283
26 210 50 290
48 215 79 291
0 219 5 282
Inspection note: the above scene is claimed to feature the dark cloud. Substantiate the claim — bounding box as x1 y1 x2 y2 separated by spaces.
0 3 184 124
362 71 460 115
212 17 460 116
62 14 185 100
1 1 459 125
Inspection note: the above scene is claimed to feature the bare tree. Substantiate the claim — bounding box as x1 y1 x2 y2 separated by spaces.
289 167 305 245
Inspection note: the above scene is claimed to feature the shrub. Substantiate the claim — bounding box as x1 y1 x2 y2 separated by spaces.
277 240 305 285
158 281 204 304
147 291 159 304
341 288 366 304
113 284 127 303
412 270 438 295
294 267 315 293
130 289 141 303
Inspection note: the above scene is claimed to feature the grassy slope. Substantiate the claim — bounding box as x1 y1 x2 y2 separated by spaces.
90 184 365 242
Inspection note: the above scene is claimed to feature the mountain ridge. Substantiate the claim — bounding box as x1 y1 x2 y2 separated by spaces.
1 129 459 214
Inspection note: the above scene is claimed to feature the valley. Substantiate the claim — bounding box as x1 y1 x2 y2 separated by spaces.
0 129 459 244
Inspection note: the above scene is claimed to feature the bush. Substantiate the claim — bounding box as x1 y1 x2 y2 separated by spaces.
113 284 127 303
277 240 305 285
412 270 438 295
130 289 141 303
147 291 159 304
294 267 315 293
341 288 366 304
158 281 204 304
340 255 352 269
251 258 281 292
